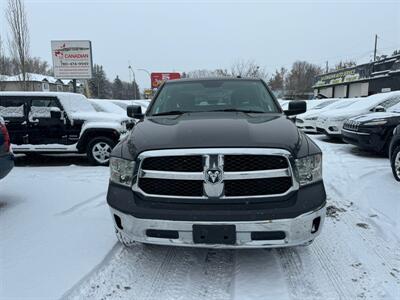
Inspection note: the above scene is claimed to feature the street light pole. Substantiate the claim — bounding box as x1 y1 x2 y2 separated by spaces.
137 68 151 89
128 65 137 99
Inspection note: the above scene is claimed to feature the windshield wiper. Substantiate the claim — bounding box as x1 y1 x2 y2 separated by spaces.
151 110 191 116
208 108 266 113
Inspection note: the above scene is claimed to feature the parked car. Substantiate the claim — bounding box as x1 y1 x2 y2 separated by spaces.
389 124 400 181
296 99 358 133
110 99 150 114
88 99 135 129
107 77 326 248
0 116 14 180
0 92 130 165
89 99 128 115
342 102 400 154
316 91 400 138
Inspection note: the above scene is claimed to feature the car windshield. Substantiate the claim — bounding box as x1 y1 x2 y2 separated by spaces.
344 93 400 111
148 80 280 116
313 100 338 110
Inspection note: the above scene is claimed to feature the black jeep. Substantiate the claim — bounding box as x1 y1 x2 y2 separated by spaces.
0 92 133 165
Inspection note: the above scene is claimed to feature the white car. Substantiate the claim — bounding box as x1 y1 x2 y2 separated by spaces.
296 99 359 133
316 91 400 138
89 99 128 115
110 99 150 114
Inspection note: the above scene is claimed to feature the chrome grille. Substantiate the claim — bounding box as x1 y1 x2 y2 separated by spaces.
133 148 297 199
343 120 360 131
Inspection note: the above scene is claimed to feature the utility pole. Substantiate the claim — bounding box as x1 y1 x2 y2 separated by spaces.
374 34 378 61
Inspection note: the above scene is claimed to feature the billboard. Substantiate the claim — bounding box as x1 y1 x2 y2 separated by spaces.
151 72 181 89
51 40 93 79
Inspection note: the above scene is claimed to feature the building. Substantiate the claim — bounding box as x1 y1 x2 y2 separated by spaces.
0 73 84 93
313 54 400 98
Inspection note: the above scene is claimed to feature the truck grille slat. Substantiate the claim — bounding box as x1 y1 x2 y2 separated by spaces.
225 177 292 196
224 155 288 171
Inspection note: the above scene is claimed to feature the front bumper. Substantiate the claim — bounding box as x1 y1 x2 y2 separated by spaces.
0 153 14 180
110 204 326 248
316 120 344 137
297 119 318 133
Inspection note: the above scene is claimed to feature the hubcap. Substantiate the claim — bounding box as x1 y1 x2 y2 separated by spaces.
395 151 400 178
92 142 111 164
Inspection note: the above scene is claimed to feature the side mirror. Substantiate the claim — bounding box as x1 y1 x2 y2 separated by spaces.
50 110 62 119
284 101 307 116
373 105 385 112
127 105 144 119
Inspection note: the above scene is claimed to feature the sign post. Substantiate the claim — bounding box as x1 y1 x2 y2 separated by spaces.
51 40 93 92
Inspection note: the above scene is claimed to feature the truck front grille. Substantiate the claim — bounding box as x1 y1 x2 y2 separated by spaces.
134 149 297 199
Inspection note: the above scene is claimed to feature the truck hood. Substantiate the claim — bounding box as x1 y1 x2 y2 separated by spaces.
70 111 130 123
117 112 312 159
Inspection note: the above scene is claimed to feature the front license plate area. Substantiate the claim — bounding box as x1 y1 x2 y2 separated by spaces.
193 225 236 245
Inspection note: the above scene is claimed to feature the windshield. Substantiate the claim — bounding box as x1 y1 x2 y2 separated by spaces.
148 80 279 116
90 101 125 114
312 100 338 110
344 94 400 111
388 102 400 113
58 94 96 114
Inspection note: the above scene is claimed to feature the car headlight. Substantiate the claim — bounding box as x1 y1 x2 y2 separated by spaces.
363 119 387 126
305 117 318 121
110 157 135 187
295 154 322 186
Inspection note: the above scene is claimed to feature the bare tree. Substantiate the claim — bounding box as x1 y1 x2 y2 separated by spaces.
186 68 229 78
6 0 30 90
268 67 287 94
285 61 322 99
230 59 268 79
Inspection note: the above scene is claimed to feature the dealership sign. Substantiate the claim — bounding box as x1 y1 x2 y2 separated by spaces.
51 40 93 79
314 64 371 87
151 72 181 89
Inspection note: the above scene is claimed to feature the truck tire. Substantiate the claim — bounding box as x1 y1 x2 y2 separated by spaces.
391 145 400 182
86 136 116 166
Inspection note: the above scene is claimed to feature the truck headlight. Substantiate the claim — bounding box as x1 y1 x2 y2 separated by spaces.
295 154 322 186
110 157 135 187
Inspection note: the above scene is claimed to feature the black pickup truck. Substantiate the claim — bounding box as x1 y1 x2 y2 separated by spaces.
107 78 326 248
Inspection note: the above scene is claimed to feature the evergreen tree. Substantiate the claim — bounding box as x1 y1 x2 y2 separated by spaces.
88 64 111 99
112 75 123 99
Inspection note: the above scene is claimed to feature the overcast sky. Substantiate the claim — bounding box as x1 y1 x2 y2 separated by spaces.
0 0 399 90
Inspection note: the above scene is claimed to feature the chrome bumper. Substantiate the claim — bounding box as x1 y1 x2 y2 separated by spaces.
110 205 326 249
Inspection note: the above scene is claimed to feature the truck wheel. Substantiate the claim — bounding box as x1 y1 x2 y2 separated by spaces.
87 137 116 166
391 145 400 182
115 229 135 247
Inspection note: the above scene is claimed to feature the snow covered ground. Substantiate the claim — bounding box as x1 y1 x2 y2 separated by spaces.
1 136 399 300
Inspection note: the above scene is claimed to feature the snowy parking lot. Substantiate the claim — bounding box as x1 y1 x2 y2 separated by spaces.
1 135 399 300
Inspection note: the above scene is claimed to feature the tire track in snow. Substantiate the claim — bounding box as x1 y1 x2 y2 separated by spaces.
275 247 323 299
310 241 353 300
55 191 107 216
63 244 235 300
